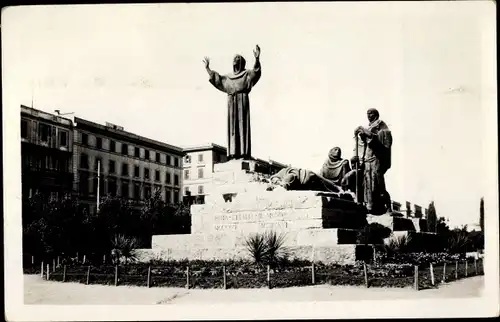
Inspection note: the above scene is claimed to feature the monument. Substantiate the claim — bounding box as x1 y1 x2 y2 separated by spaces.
136 47 414 265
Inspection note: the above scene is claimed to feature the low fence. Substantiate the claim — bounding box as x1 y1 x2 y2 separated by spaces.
24 255 484 291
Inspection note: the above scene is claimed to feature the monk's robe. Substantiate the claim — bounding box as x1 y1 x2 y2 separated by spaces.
270 167 341 193
319 152 351 186
208 56 261 160
356 119 393 215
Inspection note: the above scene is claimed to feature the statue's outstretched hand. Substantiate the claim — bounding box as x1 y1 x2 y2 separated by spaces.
253 45 261 58
203 57 210 69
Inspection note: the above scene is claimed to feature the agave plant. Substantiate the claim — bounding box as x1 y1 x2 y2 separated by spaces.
383 234 412 256
244 231 288 267
264 230 288 267
244 233 268 265
111 234 142 265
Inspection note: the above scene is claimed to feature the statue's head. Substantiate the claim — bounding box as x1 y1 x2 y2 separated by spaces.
367 108 380 123
233 55 246 73
328 147 342 160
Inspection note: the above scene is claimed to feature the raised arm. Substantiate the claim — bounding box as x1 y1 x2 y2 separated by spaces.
248 45 262 85
204 56 228 93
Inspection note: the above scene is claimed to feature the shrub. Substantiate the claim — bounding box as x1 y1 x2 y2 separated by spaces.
244 231 288 267
384 234 412 255
111 234 142 264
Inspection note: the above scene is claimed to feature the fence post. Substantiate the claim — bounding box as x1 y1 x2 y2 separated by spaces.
147 266 151 288
76 252 79 262
83 255 86 264
430 263 435 286
57 256 60 268
465 259 468 277
32 255 35 265
414 266 419 291
53 259 56 272
63 265 67 282
41 261 44 279
363 262 369 288
46 264 50 281
103 254 106 264
311 263 316 285
474 257 478 275
185 267 190 289
114 265 118 286
455 261 458 279
442 262 446 282
267 265 271 289
223 266 227 290
86 266 91 285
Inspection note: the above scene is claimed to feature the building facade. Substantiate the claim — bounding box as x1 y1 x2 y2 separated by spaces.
21 105 74 200
182 143 287 204
73 117 185 214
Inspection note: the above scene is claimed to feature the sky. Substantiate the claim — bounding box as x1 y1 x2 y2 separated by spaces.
2 2 497 228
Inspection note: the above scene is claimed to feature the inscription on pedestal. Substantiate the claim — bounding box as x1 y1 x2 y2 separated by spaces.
215 210 289 223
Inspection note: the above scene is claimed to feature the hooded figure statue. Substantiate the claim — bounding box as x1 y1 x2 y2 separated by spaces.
203 46 262 160
354 108 393 215
319 147 351 186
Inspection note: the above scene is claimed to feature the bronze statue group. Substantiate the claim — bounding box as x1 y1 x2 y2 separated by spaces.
204 45 393 216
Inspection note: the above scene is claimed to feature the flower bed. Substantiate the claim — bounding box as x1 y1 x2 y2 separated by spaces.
26 257 484 290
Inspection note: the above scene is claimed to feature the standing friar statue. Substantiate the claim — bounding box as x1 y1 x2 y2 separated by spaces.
203 45 262 160
354 108 393 215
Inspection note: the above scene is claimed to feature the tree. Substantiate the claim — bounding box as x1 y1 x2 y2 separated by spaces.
479 197 484 232
427 201 437 233
22 193 91 259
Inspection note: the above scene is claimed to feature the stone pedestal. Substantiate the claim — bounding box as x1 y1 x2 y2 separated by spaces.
137 159 370 265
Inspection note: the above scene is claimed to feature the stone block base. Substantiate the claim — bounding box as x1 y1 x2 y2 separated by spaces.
136 244 364 265
367 214 428 232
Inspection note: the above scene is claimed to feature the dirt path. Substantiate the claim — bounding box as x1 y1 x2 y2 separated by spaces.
24 274 484 305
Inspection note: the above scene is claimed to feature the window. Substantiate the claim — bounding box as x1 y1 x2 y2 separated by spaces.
81 133 88 145
79 171 89 196
173 190 179 203
166 155 171 166
59 131 68 147
108 178 117 196
165 188 171 204
121 181 129 199
145 150 150 160
134 183 141 200
185 170 190 180
144 185 151 199
166 172 171 184
144 168 150 180
198 185 204 195
134 147 140 158
185 186 190 195
174 174 179 186
96 137 102 149
185 155 191 163
39 123 50 142
109 160 116 173
198 153 204 162
21 120 28 139
80 153 89 169
155 170 160 181
110 140 116 152
121 143 128 155
198 168 204 179
122 163 129 176
94 157 102 172
174 157 179 167
156 153 160 163
134 166 140 177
